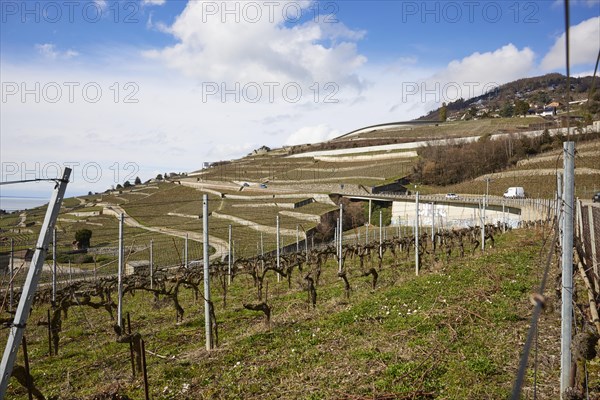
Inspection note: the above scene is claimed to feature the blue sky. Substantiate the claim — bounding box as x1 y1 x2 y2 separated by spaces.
1 0 599 202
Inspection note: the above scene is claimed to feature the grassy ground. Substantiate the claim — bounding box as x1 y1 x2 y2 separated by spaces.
3 227 592 399
2 119 600 398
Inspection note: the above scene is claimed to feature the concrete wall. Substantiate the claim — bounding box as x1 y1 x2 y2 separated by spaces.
391 200 522 229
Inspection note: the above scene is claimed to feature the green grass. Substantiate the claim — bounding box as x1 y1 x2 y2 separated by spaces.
289 202 337 215
3 227 587 399
61 198 82 208
3 125 599 398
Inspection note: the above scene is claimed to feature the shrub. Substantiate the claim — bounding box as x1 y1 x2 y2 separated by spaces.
75 229 92 249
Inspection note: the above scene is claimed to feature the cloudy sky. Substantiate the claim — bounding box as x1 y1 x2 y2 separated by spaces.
1 0 599 199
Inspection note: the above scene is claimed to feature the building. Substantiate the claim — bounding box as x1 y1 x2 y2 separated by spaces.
125 260 150 276
0 249 34 271
371 179 409 195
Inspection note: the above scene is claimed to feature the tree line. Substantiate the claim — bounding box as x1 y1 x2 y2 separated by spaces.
412 129 600 186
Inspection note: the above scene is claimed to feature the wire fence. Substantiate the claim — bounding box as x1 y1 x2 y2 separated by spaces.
0 194 563 302
579 203 600 292
1 183 598 398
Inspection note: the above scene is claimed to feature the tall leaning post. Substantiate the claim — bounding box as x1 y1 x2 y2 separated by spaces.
203 194 212 350
52 228 57 303
560 141 575 396
9 238 14 312
0 168 71 397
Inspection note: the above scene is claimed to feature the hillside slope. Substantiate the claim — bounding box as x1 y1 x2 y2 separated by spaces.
3 227 584 399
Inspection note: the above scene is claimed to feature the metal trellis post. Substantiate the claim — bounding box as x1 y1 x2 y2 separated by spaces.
560 142 575 396
117 213 124 329
0 168 70 397
379 210 382 259
149 239 154 290
203 195 212 350
415 192 419 276
339 203 343 274
481 201 485 252
52 228 57 302
228 224 232 285
9 239 14 312
276 215 281 282
184 233 188 269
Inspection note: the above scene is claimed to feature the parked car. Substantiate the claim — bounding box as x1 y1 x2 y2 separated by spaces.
593 192 600 203
445 193 459 200
259 183 267 189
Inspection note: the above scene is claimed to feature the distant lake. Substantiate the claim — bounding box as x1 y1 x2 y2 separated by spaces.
0 197 48 213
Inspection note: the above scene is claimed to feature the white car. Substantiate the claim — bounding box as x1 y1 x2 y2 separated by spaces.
445 193 459 200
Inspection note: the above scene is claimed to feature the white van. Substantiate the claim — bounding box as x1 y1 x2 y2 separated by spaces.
503 187 525 199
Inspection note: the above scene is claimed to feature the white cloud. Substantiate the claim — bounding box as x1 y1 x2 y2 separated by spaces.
8 41 544 196
0 52 442 197
318 20 367 43
144 0 367 94
35 43 79 60
94 0 108 10
541 16 600 71
146 13 170 33
285 124 340 145
35 43 58 59
212 143 258 160
573 70 596 78
383 44 536 114
0 46 436 196
64 50 80 59
402 44 535 110
142 0 166 5
11 0 591 199
434 44 536 95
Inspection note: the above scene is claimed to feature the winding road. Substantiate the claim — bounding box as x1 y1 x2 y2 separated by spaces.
103 205 229 262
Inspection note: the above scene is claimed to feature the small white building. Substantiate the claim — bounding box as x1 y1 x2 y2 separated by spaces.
125 260 150 276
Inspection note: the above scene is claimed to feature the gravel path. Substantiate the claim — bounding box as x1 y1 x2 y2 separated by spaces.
104 205 229 261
